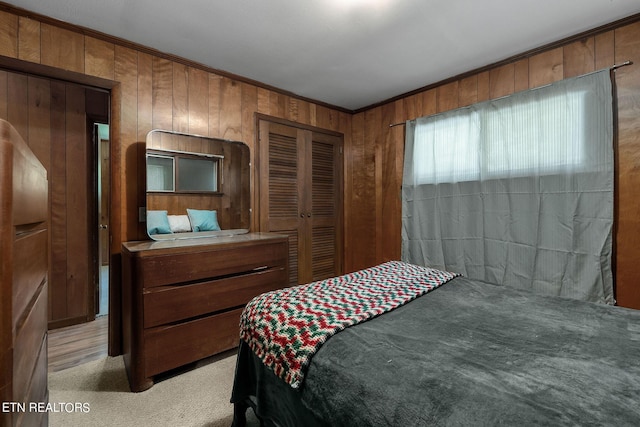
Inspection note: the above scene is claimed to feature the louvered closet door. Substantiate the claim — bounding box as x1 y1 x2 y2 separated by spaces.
259 121 305 287
258 120 343 287
309 132 342 282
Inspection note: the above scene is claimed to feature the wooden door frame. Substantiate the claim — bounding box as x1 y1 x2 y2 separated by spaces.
254 113 345 278
0 57 123 354
86 117 99 324
86 116 110 321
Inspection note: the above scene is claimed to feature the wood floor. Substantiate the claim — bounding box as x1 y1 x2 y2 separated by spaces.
48 315 109 373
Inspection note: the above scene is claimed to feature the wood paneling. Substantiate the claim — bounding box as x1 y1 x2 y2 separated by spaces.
85 36 115 80
7 72 27 140
528 47 564 88
477 71 490 102
458 75 478 107
188 67 209 136
614 21 640 308
380 102 400 263
490 63 515 99
563 38 595 78
353 108 377 270
220 77 242 141
26 76 51 170
0 71 7 119
595 31 615 69
514 59 529 93
208 74 222 137
437 81 459 113
41 24 84 73
172 62 189 133
115 45 140 243
50 81 94 326
18 16 40 63
64 84 89 320
0 10 17 58
49 81 67 322
152 57 173 131
137 52 153 240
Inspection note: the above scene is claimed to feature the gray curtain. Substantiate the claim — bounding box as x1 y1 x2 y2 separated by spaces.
402 69 614 304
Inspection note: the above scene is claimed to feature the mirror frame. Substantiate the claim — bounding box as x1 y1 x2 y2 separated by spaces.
145 129 251 240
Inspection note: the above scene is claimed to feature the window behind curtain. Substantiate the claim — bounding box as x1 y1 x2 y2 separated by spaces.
402 69 614 304
413 86 608 185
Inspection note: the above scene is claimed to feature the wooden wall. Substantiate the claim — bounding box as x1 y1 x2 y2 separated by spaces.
0 5 638 312
352 20 640 309
109 52 350 241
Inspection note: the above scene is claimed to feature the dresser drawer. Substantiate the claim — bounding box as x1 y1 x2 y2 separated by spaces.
122 233 289 392
144 307 243 377
138 240 287 288
144 266 287 328
13 229 48 328
13 282 47 404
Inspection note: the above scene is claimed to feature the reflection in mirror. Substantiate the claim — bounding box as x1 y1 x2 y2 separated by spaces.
177 156 219 192
145 130 251 240
146 154 174 192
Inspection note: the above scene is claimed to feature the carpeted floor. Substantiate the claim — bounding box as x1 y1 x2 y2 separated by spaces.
48 350 259 427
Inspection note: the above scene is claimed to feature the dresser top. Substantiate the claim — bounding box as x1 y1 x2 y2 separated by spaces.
122 231 288 254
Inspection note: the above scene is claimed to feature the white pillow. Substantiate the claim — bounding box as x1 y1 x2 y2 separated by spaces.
167 214 192 233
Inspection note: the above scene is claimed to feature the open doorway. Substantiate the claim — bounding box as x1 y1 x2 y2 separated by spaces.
0 61 115 378
47 116 111 372
95 123 110 317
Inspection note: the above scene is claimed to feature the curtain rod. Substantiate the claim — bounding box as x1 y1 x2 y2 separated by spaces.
388 60 633 128
612 60 633 70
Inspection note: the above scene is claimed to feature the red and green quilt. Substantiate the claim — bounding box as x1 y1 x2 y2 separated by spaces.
239 260 459 389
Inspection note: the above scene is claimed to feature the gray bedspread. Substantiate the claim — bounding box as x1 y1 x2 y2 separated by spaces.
231 276 640 426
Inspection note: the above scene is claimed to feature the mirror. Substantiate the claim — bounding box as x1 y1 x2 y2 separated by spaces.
145 130 251 240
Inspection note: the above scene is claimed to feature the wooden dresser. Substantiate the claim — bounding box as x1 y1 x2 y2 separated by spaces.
0 120 49 427
121 232 288 392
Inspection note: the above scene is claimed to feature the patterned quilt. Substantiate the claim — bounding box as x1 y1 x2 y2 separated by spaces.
239 260 459 389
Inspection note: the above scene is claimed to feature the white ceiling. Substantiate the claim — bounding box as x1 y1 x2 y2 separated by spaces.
7 0 640 110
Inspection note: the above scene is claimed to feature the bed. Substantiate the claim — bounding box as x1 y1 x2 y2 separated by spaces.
230 261 640 426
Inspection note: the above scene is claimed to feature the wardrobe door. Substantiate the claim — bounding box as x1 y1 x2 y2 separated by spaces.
258 119 343 286
309 132 343 281
259 120 305 287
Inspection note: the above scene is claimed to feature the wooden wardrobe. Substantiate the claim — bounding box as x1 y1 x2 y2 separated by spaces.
258 117 344 286
0 120 49 427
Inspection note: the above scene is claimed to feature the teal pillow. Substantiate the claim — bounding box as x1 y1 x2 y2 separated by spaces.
147 210 172 235
187 209 221 232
